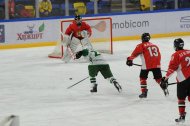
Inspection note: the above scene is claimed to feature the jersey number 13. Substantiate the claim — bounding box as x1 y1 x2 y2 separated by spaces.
147 46 159 57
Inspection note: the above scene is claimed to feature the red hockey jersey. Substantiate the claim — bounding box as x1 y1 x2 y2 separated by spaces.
128 42 161 70
65 21 92 40
166 49 190 82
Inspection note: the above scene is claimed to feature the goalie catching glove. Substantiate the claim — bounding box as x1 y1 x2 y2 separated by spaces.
81 30 90 38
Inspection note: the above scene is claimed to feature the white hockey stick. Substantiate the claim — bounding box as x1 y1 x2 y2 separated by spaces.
67 76 89 89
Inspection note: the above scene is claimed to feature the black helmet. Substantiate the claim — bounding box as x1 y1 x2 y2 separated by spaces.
74 15 82 26
141 33 150 42
74 15 82 20
174 38 184 51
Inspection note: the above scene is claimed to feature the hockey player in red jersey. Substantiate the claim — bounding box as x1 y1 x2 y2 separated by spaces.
160 38 190 123
126 33 168 98
65 15 92 40
61 15 93 63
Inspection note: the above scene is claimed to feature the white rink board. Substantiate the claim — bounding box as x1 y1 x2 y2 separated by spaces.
111 10 190 36
0 20 60 44
0 10 190 44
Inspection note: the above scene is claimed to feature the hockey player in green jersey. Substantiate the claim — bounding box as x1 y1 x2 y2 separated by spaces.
75 49 122 93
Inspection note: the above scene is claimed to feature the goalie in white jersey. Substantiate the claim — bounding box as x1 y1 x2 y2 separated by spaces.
75 49 122 93
61 15 94 63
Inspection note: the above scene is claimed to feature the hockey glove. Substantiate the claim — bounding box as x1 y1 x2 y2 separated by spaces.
160 77 168 90
126 58 133 66
75 51 83 59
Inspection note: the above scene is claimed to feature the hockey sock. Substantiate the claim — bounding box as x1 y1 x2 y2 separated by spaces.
90 77 96 82
155 78 161 84
140 78 147 92
188 96 190 102
178 99 186 115
90 77 97 86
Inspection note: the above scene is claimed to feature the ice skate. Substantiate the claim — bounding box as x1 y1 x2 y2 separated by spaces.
175 113 186 123
113 81 122 93
139 89 148 98
90 84 97 93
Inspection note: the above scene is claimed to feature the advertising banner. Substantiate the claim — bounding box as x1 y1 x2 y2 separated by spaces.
1 19 60 44
0 10 190 47
111 10 190 36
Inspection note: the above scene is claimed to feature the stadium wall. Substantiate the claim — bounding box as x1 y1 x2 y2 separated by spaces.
0 10 190 49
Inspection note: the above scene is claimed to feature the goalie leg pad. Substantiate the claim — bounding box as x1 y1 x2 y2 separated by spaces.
62 37 80 62
62 47 73 63
62 35 71 46
69 37 80 52
81 38 93 51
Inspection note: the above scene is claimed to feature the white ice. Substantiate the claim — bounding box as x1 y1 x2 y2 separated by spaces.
0 36 190 126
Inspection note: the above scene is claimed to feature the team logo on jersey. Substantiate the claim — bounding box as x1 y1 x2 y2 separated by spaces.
0 25 5 43
180 16 190 29
17 23 45 41
77 31 82 37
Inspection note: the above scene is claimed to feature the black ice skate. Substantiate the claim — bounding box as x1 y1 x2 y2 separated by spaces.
90 84 97 93
175 113 186 123
139 89 148 98
113 81 122 93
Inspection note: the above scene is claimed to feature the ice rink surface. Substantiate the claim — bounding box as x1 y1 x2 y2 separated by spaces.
0 36 190 126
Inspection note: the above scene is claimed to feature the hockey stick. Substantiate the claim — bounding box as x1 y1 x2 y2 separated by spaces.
67 76 89 89
133 63 168 72
168 82 177 85
133 63 141 66
162 82 177 96
91 21 106 32
161 82 177 97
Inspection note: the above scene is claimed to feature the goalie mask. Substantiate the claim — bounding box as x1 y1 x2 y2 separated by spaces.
141 33 150 42
74 15 82 26
174 38 184 51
